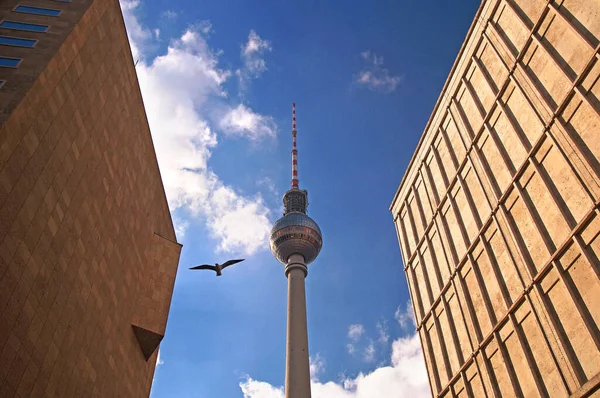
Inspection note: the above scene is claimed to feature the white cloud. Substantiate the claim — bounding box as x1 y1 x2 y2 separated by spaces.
241 30 272 77
120 1 274 255
240 377 284 398
363 340 376 362
347 343 356 355
220 104 277 140
395 301 416 330
354 51 401 93
376 321 389 344
391 333 420 367
156 350 164 367
172 215 190 240
152 349 164 385
208 186 271 254
348 324 365 342
237 30 272 89
240 305 429 398
348 324 376 361
120 0 152 60
310 354 325 381
243 30 271 55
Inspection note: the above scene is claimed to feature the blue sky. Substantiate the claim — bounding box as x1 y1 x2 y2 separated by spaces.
119 1 480 396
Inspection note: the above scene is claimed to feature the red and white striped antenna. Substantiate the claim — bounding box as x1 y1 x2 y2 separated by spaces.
291 103 299 189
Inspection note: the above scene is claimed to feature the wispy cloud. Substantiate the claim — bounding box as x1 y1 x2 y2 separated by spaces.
355 51 401 93
376 320 390 344
241 30 272 77
363 340 376 362
156 350 164 367
121 1 274 255
257 177 279 198
347 343 356 355
347 323 379 361
220 104 277 140
172 215 190 240
240 304 429 398
310 354 325 381
236 30 272 90
348 324 365 342
152 349 164 384
395 301 416 330
161 10 177 20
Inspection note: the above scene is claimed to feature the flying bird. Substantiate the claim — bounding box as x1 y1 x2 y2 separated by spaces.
189 259 245 276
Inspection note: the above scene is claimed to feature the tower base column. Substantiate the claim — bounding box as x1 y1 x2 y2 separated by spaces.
285 254 311 398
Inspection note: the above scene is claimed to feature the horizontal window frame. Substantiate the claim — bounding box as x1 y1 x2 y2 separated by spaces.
0 56 23 68
0 20 50 32
0 35 38 48
13 5 62 17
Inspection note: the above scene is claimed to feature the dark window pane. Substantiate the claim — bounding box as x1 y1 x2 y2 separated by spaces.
0 57 21 68
0 21 49 32
0 36 36 47
15 5 61 16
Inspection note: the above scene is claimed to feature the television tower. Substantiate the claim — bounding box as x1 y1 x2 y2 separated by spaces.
270 103 323 398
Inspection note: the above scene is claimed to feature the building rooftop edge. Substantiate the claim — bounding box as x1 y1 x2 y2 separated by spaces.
388 0 488 213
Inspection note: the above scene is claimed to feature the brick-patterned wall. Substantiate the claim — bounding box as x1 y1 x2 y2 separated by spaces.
132 233 181 361
0 0 181 396
390 0 600 397
0 0 94 125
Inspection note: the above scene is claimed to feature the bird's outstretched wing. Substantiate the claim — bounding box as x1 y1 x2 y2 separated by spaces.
220 259 245 269
189 264 217 271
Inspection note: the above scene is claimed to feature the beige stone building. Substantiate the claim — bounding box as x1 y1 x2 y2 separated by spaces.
390 0 600 397
0 0 181 396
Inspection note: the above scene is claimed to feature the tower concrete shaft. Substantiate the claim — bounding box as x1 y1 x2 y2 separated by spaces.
285 254 311 398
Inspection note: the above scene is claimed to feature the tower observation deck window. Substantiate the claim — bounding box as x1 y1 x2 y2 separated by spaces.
0 36 36 47
0 57 22 68
0 21 49 32
14 5 62 16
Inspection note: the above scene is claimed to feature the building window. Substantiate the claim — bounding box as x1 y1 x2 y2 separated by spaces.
52 0 71 2
0 57 22 68
0 20 49 32
0 36 36 48
14 5 62 17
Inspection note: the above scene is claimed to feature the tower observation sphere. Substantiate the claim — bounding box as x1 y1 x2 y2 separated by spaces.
270 103 322 398
270 209 323 268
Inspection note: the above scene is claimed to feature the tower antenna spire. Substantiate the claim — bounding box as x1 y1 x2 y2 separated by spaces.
291 103 299 189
